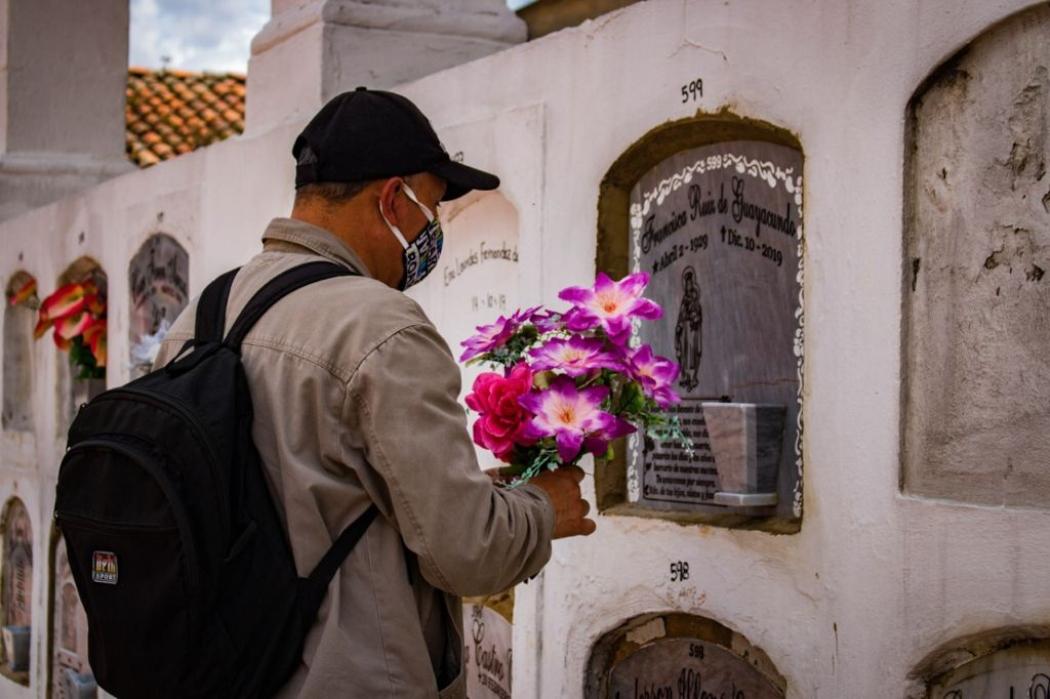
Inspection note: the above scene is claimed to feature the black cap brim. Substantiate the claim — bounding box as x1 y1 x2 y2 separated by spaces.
430 159 500 201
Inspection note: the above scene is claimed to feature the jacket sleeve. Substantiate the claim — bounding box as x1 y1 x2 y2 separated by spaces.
344 322 555 597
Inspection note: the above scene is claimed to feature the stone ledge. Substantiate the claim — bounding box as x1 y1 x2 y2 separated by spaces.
251 0 526 56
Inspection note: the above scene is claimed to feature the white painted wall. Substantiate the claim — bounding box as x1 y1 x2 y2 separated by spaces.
1 0 1048 696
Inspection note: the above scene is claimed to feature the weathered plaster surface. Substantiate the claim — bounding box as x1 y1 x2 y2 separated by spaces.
903 3 1050 508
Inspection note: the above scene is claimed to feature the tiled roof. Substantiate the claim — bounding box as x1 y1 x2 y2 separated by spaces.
125 67 246 168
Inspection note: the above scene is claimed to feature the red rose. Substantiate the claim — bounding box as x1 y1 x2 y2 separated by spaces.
465 364 535 462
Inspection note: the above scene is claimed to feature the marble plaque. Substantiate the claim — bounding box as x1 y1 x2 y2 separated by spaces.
626 141 804 517
930 643 1050 698
2 499 32 629
2 301 35 431
407 193 520 470
610 637 783 699
463 602 513 699
128 234 189 377
53 539 95 698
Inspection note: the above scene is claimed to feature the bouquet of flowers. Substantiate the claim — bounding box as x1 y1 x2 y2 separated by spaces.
461 272 690 487
32 280 107 379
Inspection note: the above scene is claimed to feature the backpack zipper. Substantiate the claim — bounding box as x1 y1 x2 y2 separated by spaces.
89 387 232 546
61 437 201 595
55 511 177 533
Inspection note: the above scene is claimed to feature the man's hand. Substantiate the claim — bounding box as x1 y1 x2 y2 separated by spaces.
529 465 596 539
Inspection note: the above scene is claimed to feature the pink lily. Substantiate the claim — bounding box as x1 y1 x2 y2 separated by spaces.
529 309 563 334
459 306 551 362
558 272 662 345
459 314 520 362
519 377 635 463
626 345 681 408
527 335 624 377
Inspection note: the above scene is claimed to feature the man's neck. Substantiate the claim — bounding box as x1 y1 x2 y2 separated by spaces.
289 206 389 286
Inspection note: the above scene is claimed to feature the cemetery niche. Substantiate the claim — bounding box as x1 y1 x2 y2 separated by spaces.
585 612 786 699
1 497 33 684
128 234 189 379
462 589 514 699
407 191 521 470
52 258 108 433
49 532 96 699
901 2 1050 508
596 116 804 531
3 271 38 432
910 630 1050 699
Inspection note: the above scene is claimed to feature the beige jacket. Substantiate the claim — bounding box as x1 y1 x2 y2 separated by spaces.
152 218 554 698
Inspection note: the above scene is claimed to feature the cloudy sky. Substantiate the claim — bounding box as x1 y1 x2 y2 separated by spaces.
130 0 532 74
129 0 271 73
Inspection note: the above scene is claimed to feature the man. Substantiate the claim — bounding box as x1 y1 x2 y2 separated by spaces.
152 88 594 697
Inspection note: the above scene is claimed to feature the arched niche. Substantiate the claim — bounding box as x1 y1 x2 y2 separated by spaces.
0 497 33 684
47 528 95 699
405 191 521 470
595 113 804 533
585 612 786 699
901 3 1050 508
462 590 514 699
128 234 189 378
909 627 1050 698
53 257 107 434
3 271 37 432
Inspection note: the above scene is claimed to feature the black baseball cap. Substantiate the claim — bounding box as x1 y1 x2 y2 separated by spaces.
292 87 499 201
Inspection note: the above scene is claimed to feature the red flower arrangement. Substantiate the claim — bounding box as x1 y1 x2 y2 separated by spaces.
30 280 107 379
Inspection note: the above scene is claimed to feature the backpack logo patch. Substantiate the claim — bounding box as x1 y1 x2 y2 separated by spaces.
92 551 118 585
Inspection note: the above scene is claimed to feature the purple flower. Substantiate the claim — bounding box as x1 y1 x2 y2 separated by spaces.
530 310 563 334
513 305 542 321
519 377 636 462
459 314 520 362
527 335 624 377
458 306 556 362
558 272 662 345
627 345 681 408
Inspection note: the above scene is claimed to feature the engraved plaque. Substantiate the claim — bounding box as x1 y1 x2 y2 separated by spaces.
463 602 513 699
929 642 1050 698
626 141 804 518
52 538 95 698
2 499 32 629
407 193 520 470
128 234 189 377
609 637 783 699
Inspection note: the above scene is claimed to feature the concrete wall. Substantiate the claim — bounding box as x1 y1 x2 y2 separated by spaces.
0 0 132 221
1 0 1049 696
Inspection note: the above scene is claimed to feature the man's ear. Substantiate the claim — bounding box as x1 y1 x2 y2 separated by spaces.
377 177 403 225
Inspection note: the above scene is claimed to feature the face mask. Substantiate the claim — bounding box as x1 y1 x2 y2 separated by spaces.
380 182 444 290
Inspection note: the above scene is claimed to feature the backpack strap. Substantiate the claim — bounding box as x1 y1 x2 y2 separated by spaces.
222 260 358 353
194 267 241 343
211 260 373 616
299 505 380 621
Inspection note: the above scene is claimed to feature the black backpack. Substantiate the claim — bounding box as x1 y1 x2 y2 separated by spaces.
55 261 379 698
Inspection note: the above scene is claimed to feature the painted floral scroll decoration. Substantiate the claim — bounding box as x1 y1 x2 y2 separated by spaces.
31 280 107 379
460 272 692 487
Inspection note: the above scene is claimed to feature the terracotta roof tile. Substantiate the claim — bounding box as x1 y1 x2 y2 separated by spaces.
125 66 246 168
